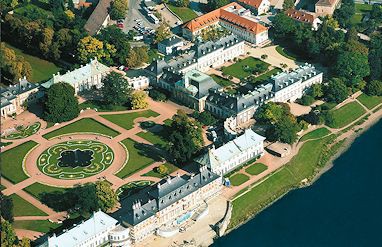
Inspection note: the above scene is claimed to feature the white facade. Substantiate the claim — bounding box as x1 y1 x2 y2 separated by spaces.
257 0 271 15
126 76 150 90
158 37 184 55
195 129 266 175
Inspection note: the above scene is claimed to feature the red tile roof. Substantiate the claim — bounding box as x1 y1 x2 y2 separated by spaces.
237 0 264 9
184 2 268 35
285 9 316 24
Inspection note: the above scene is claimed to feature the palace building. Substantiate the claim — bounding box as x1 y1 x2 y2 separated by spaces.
182 2 269 45
236 0 271 15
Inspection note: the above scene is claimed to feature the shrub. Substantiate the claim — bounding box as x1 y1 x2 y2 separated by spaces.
157 164 169 175
298 95 315 106
149 89 168 102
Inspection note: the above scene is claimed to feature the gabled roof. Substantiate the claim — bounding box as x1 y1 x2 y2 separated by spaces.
159 36 183 47
285 9 316 24
220 9 268 34
237 0 266 9
316 0 339 7
84 0 112 36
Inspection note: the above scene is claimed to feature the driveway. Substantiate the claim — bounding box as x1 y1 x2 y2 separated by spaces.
157 3 182 27
123 0 159 32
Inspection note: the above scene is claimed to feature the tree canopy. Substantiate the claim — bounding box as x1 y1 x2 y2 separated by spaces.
130 91 149 110
0 43 32 84
110 0 129 20
95 180 118 212
126 46 149 68
44 82 79 123
101 72 132 106
0 192 13 222
366 80 382 96
154 23 171 44
324 78 349 103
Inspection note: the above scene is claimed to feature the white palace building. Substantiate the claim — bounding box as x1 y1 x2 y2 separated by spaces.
195 129 266 175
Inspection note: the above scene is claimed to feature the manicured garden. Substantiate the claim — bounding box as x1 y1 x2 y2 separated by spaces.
43 118 120 140
357 93 382 110
137 129 168 148
300 127 331 142
10 194 47 217
116 138 157 178
142 163 178 178
24 183 67 200
4 43 60 83
1 141 38 183
12 220 60 233
230 173 250 186
248 68 282 86
2 122 41 140
167 3 198 22
101 110 159 130
210 74 234 87
222 57 270 79
79 100 130 112
245 163 268 176
327 102 366 129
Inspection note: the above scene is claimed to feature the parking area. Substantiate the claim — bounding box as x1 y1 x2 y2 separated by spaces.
122 0 159 34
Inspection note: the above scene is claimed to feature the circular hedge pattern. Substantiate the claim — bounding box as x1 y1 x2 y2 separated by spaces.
37 140 114 180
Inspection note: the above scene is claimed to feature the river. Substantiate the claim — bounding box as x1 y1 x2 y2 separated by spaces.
213 120 382 247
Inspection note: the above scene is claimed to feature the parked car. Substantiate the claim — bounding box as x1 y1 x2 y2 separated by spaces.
117 23 124 28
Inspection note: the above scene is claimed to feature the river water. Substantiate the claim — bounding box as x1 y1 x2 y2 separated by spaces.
213 120 382 247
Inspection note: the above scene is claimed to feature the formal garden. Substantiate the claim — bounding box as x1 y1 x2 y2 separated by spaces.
100 110 159 130
2 122 41 140
37 140 114 179
222 57 270 80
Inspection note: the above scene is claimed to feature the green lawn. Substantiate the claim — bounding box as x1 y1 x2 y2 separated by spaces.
136 130 168 148
42 118 120 139
79 100 129 112
210 74 234 87
222 57 270 79
230 135 336 228
101 110 160 130
13 220 61 233
4 43 60 83
275 46 297 61
351 4 373 25
300 127 331 142
230 173 250 186
357 93 382 110
142 163 179 178
10 194 48 217
167 4 198 22
327 102 366 129
249 68 282 86
245 163 268 176
1 141 37 183
116 138 158 178
24 183 67 200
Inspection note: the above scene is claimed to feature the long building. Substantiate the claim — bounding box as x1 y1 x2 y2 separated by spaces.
315 0 341 17
195 128 265 175
113 166 222 244
182 2 268 45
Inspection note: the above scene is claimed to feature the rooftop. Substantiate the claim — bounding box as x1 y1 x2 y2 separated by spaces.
1 77 39 108
237 0 265 9
285 9 316 24
84 0 112 36
159 36 183 47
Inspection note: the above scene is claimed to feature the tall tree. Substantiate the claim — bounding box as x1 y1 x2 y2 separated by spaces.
110 0 129 20
324 78 349 103
369 34 382 81
366 80 382 96
39 27 55 59
95 180 118 212
44 82 79 123
208 0 230 10
101 72 132 106
77 36 116 64
283 0 295 10
154 23 171 44
0 192 13 222
130 91 149 109
1 220 17 247
334 51 370 85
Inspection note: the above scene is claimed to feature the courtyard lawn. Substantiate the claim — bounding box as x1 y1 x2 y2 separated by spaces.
13 220 61 233
357 93 382 110
351 4 373 25
10 194 48 217
327 102 366 129
167 3 198 22
101 110 160 130
4 43 60 83
300 127 331 142
222 57 270 79
210 74 234 87
1 141 38 183
249 68 282 86
142 163 179 178
42 118 120 139
79 100 129 112
245 163 268 176
24 183 67 200
2 122 41 140
116 138 157 178
136 129 168 148
275 46 297 61
230 173 250 186
230 135 336 228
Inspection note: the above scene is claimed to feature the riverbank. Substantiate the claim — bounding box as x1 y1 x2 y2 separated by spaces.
224 104 382 235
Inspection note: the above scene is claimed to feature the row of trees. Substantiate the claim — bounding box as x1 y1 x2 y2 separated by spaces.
0 43 32 83
2 220 30 247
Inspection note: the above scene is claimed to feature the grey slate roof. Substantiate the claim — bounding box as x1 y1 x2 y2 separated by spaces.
192 34 242 59
113 168 220 226
1 77 39 108
159 36 183 47
182 70 222 99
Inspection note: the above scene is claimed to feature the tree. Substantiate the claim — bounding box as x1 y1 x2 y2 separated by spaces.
369 34 382 81
283 0 295 10
44 82 79 123
39 27 54 59
73 184 98 214
333 0 355 28
95 180 118 212
154 23 171 44
194 111 217 126
298 95 315 106
209 0 230 10
272 13 297 39
255 102 288 124
0 192 13 222
324 78 348 103
110 0 129 20
130 91 149 109
167 110 204 163
18 238 31 247
311 83 323 98
334 51 370 85
0 43 32 83
272 116 299 144
101 72 132 106
77 36 116 64
127 47 148 68
366 80 382 96
149 89 168 101
1 220 17 247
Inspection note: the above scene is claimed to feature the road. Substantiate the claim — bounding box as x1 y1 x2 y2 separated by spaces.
123 0 159 33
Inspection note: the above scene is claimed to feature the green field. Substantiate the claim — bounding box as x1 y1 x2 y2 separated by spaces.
1 141 37 183
24 183 67 200
300 127 331 142
351 3 373 25
79 100 129 112
116 138 157 178
42 118 120 139
142 163 179 178
230 173 250 186
222 57 270 79
2 122 41 140
230 135 337 228
245 163 268 176
101 110 160 130
167 4 198 22
13 220 60 233
357 93 382 110
136 129 168 148
4 43 60 83
328 102 366 129
10 194 48 217
275 46 297 61
210 74 234 87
